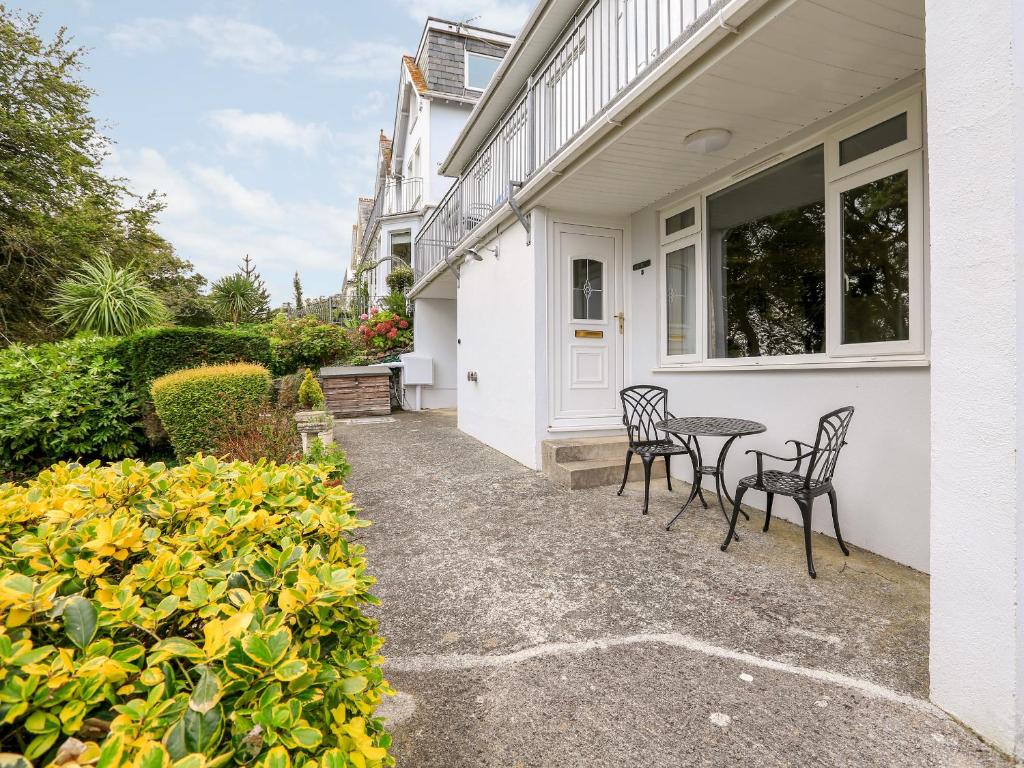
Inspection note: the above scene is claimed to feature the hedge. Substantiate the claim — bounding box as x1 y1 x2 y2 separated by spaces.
0 455 392 767
114 327 273 394
151 363 272 459
0 337 141 478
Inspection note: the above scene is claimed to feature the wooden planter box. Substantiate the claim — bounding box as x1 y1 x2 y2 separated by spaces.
319 365 392 418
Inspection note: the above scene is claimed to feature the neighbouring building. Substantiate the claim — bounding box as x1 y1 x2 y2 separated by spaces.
348 18 514 408
400 0 1024 758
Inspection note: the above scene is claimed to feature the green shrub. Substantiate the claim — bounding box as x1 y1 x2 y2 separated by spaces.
305 438 350 483
385 267 414 294
0 456 392 767
268 315 351 376
115 326 273 390
0 336 141 478
298 369 325 410
151 363 272 459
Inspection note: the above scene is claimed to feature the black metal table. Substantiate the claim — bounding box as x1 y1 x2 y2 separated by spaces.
654 417 766 532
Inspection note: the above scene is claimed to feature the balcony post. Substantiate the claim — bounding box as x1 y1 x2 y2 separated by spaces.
526 75 536 177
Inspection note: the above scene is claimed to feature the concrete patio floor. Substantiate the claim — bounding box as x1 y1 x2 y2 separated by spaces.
337 409 1012 767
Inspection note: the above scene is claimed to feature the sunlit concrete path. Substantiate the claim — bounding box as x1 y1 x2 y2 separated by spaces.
338 410 1010 767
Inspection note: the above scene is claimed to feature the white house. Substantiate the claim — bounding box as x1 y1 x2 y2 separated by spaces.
348 19 513 407
404 0 1024 758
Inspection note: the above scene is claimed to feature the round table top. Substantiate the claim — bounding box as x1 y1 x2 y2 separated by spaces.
654 416 767 438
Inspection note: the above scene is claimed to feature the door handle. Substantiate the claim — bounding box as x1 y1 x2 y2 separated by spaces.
615 312 625 334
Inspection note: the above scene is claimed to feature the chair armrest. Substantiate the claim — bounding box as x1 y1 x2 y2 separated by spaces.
744 446 816 484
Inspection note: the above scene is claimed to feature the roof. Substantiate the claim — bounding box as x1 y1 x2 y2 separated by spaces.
378 131 393 170
403 55 428 95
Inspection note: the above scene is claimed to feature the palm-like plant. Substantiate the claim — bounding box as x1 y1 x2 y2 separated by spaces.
50 256 167 336
210 273 262 325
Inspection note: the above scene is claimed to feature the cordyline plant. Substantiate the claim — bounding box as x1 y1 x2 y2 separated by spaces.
355 308 410 352
0 456 393 768
48 257 167 337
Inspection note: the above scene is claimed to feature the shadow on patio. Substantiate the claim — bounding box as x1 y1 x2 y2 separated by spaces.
338 409 1008 767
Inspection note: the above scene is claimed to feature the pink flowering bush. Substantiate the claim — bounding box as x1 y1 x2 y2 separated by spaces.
357 306 412 351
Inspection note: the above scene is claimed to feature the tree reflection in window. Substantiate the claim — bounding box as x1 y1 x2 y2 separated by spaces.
708 146 826 358
841 171 909 344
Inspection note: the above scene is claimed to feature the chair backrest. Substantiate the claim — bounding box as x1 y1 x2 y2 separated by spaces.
619 385 669 446
806 406 855 486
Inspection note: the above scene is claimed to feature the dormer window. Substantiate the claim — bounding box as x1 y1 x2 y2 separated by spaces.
466 51 501 91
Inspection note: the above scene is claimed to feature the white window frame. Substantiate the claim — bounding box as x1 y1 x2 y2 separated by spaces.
659 196 701 246
826 92 922 181
826 151 925 357
658 232 704 365
465 50 502 92
651 87 927 370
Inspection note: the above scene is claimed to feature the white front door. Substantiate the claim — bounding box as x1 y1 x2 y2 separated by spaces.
552 223 624 427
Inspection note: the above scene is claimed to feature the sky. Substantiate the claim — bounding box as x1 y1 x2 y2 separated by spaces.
21 0 530 306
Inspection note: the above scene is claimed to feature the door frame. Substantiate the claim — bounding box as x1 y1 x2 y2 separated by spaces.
547 218 629 432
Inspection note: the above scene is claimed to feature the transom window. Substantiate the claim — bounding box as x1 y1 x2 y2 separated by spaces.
657 93 924 366
466 52 502 91
572 258 603 321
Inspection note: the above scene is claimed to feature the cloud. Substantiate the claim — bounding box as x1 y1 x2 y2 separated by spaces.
108 15 403 80
207 109 328 155
184 16 320 73
107 18 180 52
108 148 352 303
403 0 530 33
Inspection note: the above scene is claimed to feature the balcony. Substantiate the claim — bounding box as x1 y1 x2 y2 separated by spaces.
413 0 718 283
358 176 424 260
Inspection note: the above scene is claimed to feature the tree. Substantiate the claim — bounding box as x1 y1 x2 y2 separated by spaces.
239 254 271 320
210 273 262 326
49 256 167 336
0 7 203 344
293 272 303 312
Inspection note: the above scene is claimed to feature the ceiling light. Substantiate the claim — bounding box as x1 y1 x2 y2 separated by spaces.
683 128 732 154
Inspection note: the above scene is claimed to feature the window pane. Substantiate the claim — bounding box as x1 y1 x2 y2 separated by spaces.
572 258 603 320
707 146 826 358
467 53 501 90
842 170 910 344
839 113 907 166
666 245 696 356
665 207 695 238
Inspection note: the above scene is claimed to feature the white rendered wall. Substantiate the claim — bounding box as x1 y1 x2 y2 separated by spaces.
411 297 457 408
927 0 1024 756
457 222 542 468
629 206 931 573
428 102 471 204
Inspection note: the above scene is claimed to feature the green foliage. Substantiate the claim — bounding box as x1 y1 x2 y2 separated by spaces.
293 272 303 312
210 273 264 326
356 308 411 352
48 256 168 336
267 315 351 377
384 267 414 295
0 8 201 345
114 326 273 392
0 336 141 478
151 363 272 459
304 438 350 483
0 456 393 767
380 291 408 318
297 370 325 410
240 254 272 321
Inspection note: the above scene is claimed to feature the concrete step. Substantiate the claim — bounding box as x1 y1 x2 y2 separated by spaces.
542 435 631 465
543 449 669 491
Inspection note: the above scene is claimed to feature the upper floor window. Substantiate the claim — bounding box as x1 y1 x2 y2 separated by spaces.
466 51 501 91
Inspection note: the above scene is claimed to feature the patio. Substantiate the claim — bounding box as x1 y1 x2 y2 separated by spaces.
339 409 1009 767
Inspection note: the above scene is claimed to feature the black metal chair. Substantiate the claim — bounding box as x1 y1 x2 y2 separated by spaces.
721 406 855 578
617 385 693 516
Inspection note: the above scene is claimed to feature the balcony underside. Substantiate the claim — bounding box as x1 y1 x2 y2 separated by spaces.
536 0 924 217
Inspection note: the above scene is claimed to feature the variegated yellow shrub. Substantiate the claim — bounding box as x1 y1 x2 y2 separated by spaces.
0 456 393 768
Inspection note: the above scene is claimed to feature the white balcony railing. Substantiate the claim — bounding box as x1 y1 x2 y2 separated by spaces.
358 177 424 259
414 0 719 282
